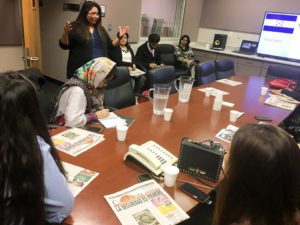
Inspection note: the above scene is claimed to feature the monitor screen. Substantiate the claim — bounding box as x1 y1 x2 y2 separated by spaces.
257 11 300 62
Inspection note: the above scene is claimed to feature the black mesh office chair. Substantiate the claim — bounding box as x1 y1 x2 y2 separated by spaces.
266 64 300 81
103 66 136 109
215 58 235 79
159 44 189 78
194 61 216 86
147 66 177 93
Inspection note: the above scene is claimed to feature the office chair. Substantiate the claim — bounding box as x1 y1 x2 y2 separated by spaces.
103 66 136 109
215 58 235 79
194 61 216 86
159 44 189 78
266 64 300 81
146 65 177 94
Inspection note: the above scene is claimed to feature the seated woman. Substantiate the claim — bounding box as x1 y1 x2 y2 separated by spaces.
0 72 74 225
109 33 146 94
51 57 116 127
175 34 198 78
212 124 300 225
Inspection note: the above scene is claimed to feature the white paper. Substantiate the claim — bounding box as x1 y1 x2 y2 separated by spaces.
99 112 127 128
265 95 297 111
216 79 242 86
222 101 235 107
130 68 146 77
198 87 229 96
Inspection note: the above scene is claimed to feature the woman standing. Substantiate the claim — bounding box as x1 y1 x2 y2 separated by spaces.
109 33 146 94
51 57 116 127
59 1 129 78
175 34 198 78
212 124 300 225
0 72 74 225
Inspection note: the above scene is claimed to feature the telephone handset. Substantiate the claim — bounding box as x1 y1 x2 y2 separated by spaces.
123 141 178 176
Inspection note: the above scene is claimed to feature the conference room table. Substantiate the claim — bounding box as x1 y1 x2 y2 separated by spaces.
57 75 292 225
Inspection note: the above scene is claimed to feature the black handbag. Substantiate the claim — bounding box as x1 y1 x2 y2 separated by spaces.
178 138 225 182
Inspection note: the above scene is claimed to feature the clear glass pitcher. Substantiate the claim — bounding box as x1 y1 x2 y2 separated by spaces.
148 84 171 115
174 76 195 103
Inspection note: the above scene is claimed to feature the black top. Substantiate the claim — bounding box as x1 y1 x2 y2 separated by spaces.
282 89 300 101
135 41 161 71
59 23 113 78
109 45 135 67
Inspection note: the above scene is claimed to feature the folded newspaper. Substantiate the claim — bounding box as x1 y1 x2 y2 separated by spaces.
63 161 99 197
104 180 189 225
216 124 239 143
52 127 105 157
264 94 297 111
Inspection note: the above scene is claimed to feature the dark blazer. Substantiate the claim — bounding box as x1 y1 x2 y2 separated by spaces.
135 41 161 71
282 89 300 101
109 45 135 67
59 23 113 78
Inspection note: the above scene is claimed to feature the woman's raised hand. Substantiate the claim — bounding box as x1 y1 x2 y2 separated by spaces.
119 26 129 37
63 21 72 35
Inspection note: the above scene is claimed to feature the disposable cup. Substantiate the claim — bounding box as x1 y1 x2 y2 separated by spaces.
230 110 240 122
261 87 268 95
163 165 179 187
116 125 128 141
164 108 174 122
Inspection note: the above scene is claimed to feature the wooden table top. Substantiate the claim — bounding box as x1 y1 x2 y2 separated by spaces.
58 75 291 225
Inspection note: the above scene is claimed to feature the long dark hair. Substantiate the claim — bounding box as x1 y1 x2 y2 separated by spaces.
0 72 65 225
73 1 102 42
179 34 191 48
213 124 300 225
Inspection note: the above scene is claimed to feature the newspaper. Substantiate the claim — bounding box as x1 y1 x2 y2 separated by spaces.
52 127 105 157
130 68 146 77
216 79 242 86
216 124 239 143
198 87 229 96
264 94 297 111
63 161 99 197
104 180 189 225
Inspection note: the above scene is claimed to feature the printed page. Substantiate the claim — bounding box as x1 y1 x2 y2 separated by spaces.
216 124 239 143
52 127 105 157
104 180 189 225
216 79 242 86
98 112 127 128
198 87 229 96
130 68 146 77
63 161 99 197
264 95 297 111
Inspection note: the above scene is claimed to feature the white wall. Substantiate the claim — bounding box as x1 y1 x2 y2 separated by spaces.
0 46 24 72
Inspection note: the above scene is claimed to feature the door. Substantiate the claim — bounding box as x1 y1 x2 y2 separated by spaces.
21 0 42 70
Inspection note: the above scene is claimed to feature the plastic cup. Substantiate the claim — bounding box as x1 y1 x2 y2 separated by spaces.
164 108 174 122
116 125 128 141
261 87 268 95
163 165 179 187
230 110 240 122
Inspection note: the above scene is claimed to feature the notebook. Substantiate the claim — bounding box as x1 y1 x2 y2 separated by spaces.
233 40 258 55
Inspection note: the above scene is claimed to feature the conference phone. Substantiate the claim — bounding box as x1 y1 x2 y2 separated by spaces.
123 141 178 176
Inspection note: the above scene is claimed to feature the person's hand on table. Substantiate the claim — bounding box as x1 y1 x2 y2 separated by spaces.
270 89 282 95
96 109 109 119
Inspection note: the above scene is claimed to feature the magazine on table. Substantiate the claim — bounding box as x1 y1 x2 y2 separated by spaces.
63 161 99 197
216 79 242 86
265 94 297 111
52 127 105 157
104 180 189 225
216 124 239 143
198 87 229 96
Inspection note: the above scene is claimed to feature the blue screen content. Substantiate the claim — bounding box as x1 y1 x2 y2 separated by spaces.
257 12 300 62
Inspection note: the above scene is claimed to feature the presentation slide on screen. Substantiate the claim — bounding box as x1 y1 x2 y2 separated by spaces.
257 12 300 61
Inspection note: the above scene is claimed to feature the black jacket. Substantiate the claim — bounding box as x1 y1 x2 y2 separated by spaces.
135 41 161 71
109 45 135 67
59 23 113 78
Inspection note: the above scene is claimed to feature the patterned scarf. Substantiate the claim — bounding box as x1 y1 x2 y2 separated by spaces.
50 57 116 123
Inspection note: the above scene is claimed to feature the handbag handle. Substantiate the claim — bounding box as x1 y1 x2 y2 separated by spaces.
183 138 226 153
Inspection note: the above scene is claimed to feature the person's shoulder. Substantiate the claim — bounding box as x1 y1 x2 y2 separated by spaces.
37 136 50 154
